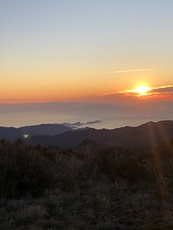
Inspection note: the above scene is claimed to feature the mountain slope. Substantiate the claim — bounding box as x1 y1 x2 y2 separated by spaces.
0 124 72 140
27 120 173 148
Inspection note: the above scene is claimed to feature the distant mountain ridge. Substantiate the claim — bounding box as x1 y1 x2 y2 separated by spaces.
1 120 173 148
0 124 72 140
26 120 173 148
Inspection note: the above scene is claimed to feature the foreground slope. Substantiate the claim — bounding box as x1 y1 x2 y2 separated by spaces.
1 139 173 229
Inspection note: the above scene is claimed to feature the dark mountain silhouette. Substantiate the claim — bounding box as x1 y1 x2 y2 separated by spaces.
27 120 173 148
0 124 72 140
20 124 72 136
73 138 103 152
0 127 20 140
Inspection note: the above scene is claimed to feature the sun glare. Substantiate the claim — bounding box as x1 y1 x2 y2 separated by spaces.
134 86 151 96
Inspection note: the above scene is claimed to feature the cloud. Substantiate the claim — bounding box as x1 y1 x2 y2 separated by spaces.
63 120 102 128
118 85 173 98
85 120 102 125
63 122 83 127
151 85 173 93
107 68 153 74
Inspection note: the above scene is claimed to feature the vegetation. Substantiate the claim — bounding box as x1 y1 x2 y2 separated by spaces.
1 139 173 229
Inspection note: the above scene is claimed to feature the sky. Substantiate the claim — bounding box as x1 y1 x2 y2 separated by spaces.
1 0 173 128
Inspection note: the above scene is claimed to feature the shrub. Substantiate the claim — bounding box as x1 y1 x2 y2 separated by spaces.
96 145 155 183
0 141 57 199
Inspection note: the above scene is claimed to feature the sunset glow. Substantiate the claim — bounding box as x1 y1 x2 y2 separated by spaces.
1 1 173 127
133 86 151 96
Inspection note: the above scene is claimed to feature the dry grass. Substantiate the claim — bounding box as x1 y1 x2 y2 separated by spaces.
1 181 173 229
1 139 173 229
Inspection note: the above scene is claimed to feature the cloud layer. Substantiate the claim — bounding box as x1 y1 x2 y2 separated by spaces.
63 120 102 128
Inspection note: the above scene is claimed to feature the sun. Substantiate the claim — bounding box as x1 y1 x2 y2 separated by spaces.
133 85 151 96
119 84 153 97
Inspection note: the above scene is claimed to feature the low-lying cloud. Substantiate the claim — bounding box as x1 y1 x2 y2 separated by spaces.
63 120 102 128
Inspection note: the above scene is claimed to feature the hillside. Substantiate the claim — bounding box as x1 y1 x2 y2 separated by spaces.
27 120 173 148
0 124 72 140
1 138 173 229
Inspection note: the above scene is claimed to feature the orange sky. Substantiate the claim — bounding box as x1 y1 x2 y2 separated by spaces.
1 1 173 104
1 68 173 104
